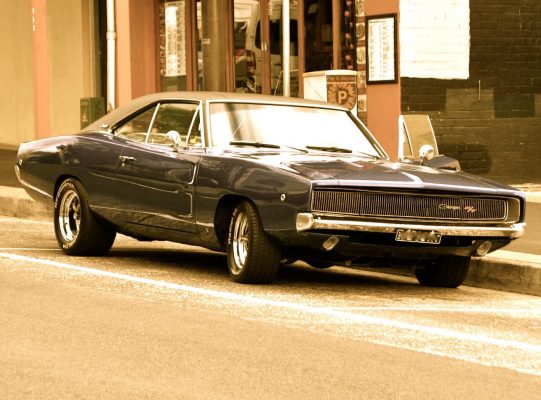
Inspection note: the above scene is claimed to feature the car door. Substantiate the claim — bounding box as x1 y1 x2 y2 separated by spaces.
113 101 203 234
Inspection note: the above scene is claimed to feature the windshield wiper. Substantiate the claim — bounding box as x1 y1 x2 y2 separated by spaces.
306 145 353 153
229 141 308 153
305 145 382 159
352 151 383 160
229 140 280 149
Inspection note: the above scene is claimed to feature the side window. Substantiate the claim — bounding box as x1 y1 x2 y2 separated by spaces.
115 106 157 142
186 112 202 147
148 103 199 146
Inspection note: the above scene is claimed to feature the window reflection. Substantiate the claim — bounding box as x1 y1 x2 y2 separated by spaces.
305 0 333 72
268 16 299 95
304 0 357 72
234 0 260 93
267 2 299 96
233 0 299 96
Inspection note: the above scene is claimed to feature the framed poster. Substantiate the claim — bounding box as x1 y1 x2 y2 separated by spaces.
164 1 187 77
366 14 398 84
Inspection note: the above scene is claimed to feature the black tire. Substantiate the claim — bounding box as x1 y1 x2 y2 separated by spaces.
54 178 116 256
415 256 471 288
226 200 281 283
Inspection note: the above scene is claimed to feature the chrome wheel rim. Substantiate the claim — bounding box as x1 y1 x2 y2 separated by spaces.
58 189 81 243
231 211 249 274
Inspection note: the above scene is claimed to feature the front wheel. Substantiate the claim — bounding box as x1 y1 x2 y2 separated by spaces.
54 178 116 256
227 201 281 283
415 256 471 288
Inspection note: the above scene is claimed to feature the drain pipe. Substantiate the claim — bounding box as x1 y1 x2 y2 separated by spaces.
282 0 290 97
106 0 116 111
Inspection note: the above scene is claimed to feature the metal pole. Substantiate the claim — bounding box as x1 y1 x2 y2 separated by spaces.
106 0 116 111
332 0 340 69
282 0 290 97
202 0 227 91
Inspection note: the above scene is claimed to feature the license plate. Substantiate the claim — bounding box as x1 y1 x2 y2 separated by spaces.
395 229 442 244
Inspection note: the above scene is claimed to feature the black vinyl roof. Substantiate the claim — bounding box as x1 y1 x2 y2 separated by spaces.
84 91 348 132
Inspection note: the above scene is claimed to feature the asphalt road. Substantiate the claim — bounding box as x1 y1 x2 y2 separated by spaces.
0 216 540 399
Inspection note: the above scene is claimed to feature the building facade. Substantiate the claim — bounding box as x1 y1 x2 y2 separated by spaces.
400 0 541 184
1 0 540 183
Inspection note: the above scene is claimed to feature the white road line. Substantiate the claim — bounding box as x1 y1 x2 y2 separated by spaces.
333 306 541 314
1 251 540 355
0 216 51 225
0 248 62 251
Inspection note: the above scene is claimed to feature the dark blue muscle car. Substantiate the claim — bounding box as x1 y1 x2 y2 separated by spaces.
15 92 526 287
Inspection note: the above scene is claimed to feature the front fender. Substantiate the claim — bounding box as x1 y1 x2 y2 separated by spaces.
194 155 314 243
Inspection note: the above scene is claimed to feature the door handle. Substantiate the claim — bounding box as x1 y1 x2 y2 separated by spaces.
118 155 137 165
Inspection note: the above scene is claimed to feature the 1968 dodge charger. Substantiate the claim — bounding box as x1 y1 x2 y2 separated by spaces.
15 92 526 287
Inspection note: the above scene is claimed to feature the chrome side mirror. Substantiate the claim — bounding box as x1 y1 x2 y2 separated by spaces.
419 144 435 165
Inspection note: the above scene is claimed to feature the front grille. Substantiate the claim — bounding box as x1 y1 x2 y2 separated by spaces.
311 189 512 222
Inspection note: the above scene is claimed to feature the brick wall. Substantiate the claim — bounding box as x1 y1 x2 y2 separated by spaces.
401 0 541 184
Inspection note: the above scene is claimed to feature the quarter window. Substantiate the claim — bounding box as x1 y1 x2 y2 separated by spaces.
116 106 157 142
149 103 199 145
185 112 202 147
115 102 200 146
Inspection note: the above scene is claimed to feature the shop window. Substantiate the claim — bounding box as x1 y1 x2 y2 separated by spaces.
305 0 356 72
305 0 333 72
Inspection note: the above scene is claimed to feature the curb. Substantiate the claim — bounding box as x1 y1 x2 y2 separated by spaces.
0 186 539 297
361 256 540 297
0 186 53 221
467 255 541 297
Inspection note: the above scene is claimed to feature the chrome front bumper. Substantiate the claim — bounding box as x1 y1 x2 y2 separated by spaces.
295 213 525 239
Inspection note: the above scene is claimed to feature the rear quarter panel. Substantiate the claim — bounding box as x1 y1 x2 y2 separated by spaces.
17 133 125 214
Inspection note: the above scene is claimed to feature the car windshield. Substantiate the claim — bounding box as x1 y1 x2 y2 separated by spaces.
208 102 384 157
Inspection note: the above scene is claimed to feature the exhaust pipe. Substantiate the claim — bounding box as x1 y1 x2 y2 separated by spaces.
475 240 492 256
322 236 339 251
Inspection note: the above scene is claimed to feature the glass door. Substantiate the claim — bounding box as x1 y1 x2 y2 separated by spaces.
232 0 273 94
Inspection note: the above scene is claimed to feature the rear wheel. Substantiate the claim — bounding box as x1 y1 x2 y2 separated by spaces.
227 201 281 283
54 178 116 256
415 256 471 288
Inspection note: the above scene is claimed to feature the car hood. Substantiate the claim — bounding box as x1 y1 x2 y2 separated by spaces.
246 152 523 197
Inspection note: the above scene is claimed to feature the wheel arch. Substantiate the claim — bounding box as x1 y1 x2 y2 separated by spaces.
214 194 255 248
53 175 116 256
53 174 80 201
